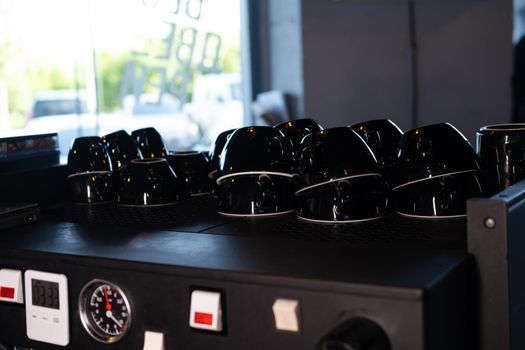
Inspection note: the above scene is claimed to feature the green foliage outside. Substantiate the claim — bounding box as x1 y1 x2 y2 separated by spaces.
0 37 241 128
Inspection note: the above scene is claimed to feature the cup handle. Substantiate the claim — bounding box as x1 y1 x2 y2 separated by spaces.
336 180 353 202
257 175 277 207
364 130 382 149
504 142 525 184
300 143 325 172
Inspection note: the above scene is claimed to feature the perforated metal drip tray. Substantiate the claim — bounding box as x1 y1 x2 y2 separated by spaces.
57 195 466 248
63 195 227 233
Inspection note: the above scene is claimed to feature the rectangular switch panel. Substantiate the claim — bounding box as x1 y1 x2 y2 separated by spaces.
0 269 23 304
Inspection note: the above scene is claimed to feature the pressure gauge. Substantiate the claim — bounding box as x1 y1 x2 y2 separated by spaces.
78 279 132 344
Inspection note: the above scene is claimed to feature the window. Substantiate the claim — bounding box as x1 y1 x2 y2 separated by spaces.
0 0 244 160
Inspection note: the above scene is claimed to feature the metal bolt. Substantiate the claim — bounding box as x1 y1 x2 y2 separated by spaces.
484 217 496 229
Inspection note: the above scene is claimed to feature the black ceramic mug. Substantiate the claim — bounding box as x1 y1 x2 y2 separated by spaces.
477 124 525 196
295 176 386 223
217 174 296 216
167 151 212 196
102 130 142 171
208 128 236 180
274 118 323 150
392 172 483 218
218 126 295 180
68 136 113 174
350 119 403 169
68 172 116 204
296 127 380 192
131 127 168 159
118 158 183 206
391 123 480 190
67 136 116 203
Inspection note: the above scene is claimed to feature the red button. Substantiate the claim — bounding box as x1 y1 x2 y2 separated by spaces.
0 287 15 299
194 312 213 325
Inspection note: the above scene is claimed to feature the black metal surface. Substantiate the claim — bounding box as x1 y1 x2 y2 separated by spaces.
0 168 475 350
206 213 465 247
64 195 229 232
467 179 525 350
0 203 474 350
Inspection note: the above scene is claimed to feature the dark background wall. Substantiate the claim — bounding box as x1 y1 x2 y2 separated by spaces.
255 0 513 144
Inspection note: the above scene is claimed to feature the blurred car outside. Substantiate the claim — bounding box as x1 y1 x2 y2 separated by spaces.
29 90 88 120
25 90 200 162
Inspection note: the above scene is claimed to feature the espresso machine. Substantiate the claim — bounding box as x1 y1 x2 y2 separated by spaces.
0 122 523 350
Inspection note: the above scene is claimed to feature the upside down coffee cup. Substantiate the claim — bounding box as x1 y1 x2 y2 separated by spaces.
217 174 296 216
477 124 525 196
67 136 116 203
131 127 168 159
167 151 212 196
118 158 184 206
216 126 296 216
350 119 403 169
102 130 142 171
391 123 480 190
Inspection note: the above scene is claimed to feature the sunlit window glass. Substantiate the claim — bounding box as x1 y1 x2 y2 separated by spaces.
0 0 243 160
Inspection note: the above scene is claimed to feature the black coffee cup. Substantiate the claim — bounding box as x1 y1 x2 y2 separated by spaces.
131 127 168 159
102 130 142 171
217 174 296 216
392 172 483 218
477 124 525 196
218 126 294 180
68 136 113 174
274 118 323 150
391 123 480 190
167 151 212 196
350 119 403 168
67 172 116 204
118 158 183 206
296 127 380 191
295 176 386 223
208 128 236 180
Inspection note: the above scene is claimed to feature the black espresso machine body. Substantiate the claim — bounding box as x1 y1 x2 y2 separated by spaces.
0 165 475 349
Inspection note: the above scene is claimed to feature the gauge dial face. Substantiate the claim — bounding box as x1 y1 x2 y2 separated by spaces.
79 280 132 344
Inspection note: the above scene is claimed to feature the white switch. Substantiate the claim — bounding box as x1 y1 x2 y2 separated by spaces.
0 269 23 304
143 331 165 350
189 290 223 332
272 298 300 332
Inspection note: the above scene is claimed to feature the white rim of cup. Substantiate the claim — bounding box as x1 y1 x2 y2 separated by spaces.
117 201 178 208
67 170 113 178
170 151 201 156
131 158 166 164
296 214 383 224
294 173 382 195
391 169 480 191
208 169 218 179
481 123 525 132
216 171 297 185
396 211 466 219
217 209 296 217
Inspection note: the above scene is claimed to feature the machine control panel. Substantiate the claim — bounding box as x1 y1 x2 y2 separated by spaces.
24 270 69 346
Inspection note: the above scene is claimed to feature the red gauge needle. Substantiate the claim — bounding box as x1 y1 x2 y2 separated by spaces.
103 288 112 311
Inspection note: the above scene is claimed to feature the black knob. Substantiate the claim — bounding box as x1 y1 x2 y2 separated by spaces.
320 318 392 350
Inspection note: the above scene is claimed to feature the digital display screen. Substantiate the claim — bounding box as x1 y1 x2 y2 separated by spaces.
31 279 59 309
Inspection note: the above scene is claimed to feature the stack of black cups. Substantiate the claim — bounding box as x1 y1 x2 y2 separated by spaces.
215 126 296 216
67 127 209 206
390 123 483 218
67 136 116 204
295 127 387 223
